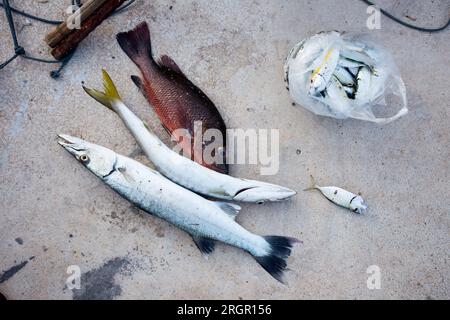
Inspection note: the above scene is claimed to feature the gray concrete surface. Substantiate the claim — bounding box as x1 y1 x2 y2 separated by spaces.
0 0 449 299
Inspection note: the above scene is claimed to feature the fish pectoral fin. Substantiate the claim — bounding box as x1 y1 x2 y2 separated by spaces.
158 54 185 76
130 75 143 89
130 75 150 99
192 236 215 255
214 202 241 220
117 167 135 183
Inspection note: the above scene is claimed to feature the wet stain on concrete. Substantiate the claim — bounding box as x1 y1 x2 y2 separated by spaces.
72 257 130 300
0 260 29 284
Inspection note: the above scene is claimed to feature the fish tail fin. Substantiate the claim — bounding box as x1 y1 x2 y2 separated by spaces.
303 174 319 191
83 69 122 111
116 22 154 68
253 236 300 284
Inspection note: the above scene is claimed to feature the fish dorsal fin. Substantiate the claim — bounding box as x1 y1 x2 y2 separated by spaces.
158 54 185 76
158 55 218 105
192 236 215 255
215 202 241 220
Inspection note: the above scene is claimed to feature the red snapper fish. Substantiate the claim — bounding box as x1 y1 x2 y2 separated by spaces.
116 22 228 174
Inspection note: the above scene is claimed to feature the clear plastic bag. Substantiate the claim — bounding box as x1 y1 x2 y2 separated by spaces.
284 31 408 124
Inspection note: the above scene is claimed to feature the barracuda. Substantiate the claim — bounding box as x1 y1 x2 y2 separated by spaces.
57 134 299 283
83 70 296 203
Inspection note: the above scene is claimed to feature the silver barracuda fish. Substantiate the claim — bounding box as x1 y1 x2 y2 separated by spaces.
82 70 296 203
58 134 299 283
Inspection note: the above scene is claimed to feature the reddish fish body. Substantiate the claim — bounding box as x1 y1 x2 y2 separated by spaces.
116 22 228 174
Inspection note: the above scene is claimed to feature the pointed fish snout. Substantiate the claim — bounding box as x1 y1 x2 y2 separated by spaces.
57 134 75 148
57 134 76 145
57 134 88 155
57 134 88 145
233 186 297 203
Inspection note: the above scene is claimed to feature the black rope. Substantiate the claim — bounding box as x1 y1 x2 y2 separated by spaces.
113 0 136 15
0 53 20 69
360 0 450 32
1 0 25 68
0 0 137 78
0 2 62 25
0 0 136 24
0 0 67 77
50 52 75 79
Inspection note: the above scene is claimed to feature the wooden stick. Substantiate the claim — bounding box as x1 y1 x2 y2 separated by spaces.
50 0 125 60
45 0 109 48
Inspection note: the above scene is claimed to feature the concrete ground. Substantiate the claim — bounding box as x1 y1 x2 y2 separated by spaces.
0 0 449 300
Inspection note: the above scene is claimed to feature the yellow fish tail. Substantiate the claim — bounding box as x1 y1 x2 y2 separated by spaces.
83 69 122 110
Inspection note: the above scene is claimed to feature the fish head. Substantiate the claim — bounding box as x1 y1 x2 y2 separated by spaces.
58 134 117 178
233 183 297 203
309 73 326 96
350 196 367 214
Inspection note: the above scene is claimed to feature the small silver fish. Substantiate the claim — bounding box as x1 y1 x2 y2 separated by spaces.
309 48 340 96
333 66 355 87
304 176 367 214
355 66 372 103
340 48 376 71
322 76 352 117
338 57 366 69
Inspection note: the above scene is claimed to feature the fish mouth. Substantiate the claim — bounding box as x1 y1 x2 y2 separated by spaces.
355 204 368 214
350 196 368 214
57 134 86 154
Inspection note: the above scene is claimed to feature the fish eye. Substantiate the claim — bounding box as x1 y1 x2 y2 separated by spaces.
79 154 90 163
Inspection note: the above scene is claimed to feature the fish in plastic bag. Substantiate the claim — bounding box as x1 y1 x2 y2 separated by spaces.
284 31 408 124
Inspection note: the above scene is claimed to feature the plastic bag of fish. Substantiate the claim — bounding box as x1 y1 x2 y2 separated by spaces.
284 31 408 124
